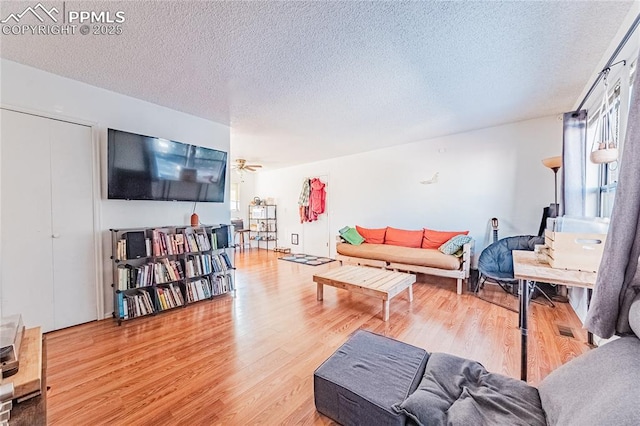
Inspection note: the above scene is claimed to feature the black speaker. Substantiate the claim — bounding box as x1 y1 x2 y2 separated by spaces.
125 231 147 259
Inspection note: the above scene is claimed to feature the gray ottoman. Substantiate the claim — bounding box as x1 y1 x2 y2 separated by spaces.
314 330 429 426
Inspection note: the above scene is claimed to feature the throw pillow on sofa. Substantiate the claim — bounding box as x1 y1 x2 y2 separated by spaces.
422 229 469 249
439 235 473 256
385 227 423 248
355 226 387 244
339 226 365 245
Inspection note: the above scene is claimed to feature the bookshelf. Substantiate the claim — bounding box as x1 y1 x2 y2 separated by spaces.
248 205 277 250
109 224 235 325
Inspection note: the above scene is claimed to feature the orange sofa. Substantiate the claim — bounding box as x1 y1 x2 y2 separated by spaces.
336 226 474 294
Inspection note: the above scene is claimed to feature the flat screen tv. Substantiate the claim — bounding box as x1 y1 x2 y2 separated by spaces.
107 129 227 202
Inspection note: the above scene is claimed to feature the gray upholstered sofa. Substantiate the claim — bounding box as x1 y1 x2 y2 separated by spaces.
314 294 640 425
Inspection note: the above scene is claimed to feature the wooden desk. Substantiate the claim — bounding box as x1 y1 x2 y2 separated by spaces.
513 250 597 381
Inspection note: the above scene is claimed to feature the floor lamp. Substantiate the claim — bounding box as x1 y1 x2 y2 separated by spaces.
541 155 569 302
542 156 562 218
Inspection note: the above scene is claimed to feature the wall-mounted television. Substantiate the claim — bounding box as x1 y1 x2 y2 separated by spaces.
107 129 227 202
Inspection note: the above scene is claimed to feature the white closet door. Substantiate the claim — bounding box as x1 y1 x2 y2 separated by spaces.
1 109 97 332
1 109 55 329
49 119 97 329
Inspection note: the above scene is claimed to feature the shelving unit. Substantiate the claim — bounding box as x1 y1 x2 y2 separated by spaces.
248 205 277 250
109 224 235 325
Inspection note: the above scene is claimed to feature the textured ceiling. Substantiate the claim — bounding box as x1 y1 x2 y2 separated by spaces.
0 1 635 169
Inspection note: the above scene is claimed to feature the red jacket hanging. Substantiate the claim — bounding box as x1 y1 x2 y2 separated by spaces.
308 178 326 221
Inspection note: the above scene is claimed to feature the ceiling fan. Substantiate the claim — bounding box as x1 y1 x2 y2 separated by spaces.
233 158 262 172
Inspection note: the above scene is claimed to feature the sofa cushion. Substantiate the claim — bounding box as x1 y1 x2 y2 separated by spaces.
394 352 545 426
356 226 387 244
423 229 469 249
385 227 423 248
339 226 364 245
439 235 473 256
336 243 461 270
538 335 640 425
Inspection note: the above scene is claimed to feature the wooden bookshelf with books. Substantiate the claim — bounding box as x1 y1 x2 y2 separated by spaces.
110 224 236 325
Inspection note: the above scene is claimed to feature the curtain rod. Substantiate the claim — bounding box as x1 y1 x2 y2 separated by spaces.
574 13 640 114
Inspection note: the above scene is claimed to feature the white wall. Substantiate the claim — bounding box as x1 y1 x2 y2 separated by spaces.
0 59 231 317
255 115 562 261
230 170 256 225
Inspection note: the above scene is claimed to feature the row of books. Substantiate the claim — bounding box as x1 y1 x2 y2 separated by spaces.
212 274 234 296
186 279 212 302
117 264 150 290
184 253 233 278
117 277 235 319
152 228 213 257
116 258 184 290
117 254 233 289
185 254 212 278
155 258 184 284
152 229 184 256
116 227 232 261
185 275 235 301
116 238 127 260
156 284 184 310
117 289 154 320
213 252 233 272
116 236 152 261
115 235 151 260
185 231 212 253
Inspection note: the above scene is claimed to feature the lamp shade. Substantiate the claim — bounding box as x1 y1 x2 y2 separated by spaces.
542 156 562 170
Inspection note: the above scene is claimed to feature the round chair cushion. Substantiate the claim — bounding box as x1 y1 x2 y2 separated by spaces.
477 235 543 281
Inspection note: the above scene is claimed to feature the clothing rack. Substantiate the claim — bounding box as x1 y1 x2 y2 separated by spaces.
574 13 640 114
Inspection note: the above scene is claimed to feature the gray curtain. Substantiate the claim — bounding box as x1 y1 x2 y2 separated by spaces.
562 110 587 216
585 60 640 338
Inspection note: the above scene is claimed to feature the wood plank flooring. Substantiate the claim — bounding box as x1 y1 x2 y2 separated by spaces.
45 249 590 425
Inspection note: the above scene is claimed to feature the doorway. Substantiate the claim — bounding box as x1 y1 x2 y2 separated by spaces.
303 175 330 257
1 108 98 332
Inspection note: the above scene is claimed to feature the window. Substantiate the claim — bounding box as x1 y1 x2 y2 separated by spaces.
586 82 620 218
584 59 637 218
230 183 240 211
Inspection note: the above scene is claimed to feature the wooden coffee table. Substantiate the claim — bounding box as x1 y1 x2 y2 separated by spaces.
313 265 416 321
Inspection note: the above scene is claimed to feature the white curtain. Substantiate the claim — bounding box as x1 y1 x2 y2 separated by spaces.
562 110 587 216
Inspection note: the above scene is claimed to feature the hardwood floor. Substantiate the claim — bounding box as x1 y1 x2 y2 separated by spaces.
46 249 590 425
